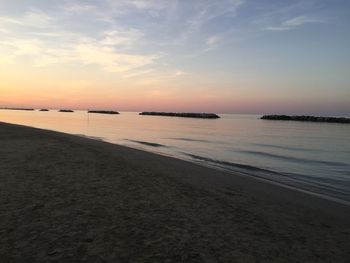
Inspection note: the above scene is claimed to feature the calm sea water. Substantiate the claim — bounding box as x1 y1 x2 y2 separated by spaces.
1 110 350 203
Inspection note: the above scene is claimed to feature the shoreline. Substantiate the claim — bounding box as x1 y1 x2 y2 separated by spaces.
78 131 350 207
185 157 350 207
2 121 350 217
1 121 349 261
5 120 350 208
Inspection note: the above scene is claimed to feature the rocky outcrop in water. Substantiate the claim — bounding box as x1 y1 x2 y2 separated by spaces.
88 110 119 115
261 115 350 124
139 112 220 119
59 110 74 113
1 108 34 111
40 109 49 111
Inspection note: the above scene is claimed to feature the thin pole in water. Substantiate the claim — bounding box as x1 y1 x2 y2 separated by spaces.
86 109 90 126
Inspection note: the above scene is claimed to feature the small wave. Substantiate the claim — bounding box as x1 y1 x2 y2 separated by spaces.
75 134 104 141
240 150 348 167
126 139 166 148
167 137 211 143
254 143 318 152
184 153 279 174
183 153 350 203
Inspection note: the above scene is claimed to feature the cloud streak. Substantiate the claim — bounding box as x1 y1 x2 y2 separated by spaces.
0 6 161 74
0 0 248 74
265 15 324 31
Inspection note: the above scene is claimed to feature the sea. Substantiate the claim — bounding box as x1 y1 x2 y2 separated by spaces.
1 110 349 204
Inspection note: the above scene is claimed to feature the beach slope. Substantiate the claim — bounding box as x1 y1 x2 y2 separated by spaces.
0 122 349 262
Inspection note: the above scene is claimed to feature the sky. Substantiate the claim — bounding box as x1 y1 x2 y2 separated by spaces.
0 0 349 115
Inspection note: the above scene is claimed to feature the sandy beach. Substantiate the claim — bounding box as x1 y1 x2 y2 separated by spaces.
0 121 349 262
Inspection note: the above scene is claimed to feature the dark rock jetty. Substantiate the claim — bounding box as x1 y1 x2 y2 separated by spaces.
88 110 119 115
59 109 74 113
1 108 34 111
39 109 49 111
139 112 220 119
261 115 350 124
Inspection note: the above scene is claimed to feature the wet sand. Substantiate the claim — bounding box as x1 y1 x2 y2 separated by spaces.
0 122 349 262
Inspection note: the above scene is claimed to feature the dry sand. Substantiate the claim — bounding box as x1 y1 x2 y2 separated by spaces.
0 122 349 262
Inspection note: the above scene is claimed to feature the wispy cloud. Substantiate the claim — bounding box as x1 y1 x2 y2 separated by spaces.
0 32 161 72
0 10 53 28
182 0 244 41
0 6 161 74
265 15 324 31
0 0 332 78
0 0 248 75
126 0 171 10
204 35 222 51
63 4 97 14
175 69 186 76
206 36 221 46
75 43 161 72
100 29 143 48
0 17 22 25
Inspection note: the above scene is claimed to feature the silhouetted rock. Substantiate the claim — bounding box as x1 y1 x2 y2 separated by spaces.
59 109 74 113
88 110 119 115
1 108 34 111
139 112 220 119
261 115 350 124
39 109 49 111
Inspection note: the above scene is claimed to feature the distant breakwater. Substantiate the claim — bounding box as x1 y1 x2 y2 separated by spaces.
139 112 220 119
59 110 74 113
1 108 34 111
261 115 350 124
88 110 119 115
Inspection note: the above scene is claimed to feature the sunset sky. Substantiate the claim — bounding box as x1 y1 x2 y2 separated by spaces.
0 0 349 115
